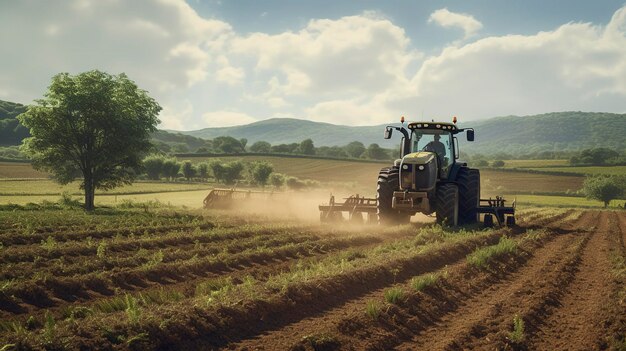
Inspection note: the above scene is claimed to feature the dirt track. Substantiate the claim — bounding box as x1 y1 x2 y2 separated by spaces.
230 210 625 351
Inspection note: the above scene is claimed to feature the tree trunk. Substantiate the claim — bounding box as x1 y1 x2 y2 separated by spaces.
84 177 95 211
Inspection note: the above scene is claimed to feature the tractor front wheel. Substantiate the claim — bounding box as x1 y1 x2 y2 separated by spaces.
377 168 410 225
435 183 459 226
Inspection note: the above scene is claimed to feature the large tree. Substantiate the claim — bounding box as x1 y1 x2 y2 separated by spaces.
583 176 624 208
18 71 161 210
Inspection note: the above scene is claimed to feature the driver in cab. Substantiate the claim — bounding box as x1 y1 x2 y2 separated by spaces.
423 134 446 159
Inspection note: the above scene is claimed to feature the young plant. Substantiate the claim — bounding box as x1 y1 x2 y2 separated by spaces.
467 236 517 268
96 241 107 259
41 236 57 252
384 287 404 304
508 314 525 343
365 300 381 319
43 311 55 343
124 294 141 324
411 271 445 291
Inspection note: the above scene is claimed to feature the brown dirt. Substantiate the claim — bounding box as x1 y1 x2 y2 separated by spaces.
226 210 623 351
3 209 622 350
529 211 624 350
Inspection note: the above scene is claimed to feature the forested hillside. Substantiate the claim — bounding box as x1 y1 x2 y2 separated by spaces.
2 98 625 156
0 100 28 145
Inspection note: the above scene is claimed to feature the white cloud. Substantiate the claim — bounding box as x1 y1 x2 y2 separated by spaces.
216 66 245 85
0 0 232 103
428 8 483 39
160 100 194 130
231 12 421 99
409 9 626 119
202 110 258 127
2 1 626 130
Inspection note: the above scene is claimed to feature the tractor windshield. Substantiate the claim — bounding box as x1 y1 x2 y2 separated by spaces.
411 129 453 167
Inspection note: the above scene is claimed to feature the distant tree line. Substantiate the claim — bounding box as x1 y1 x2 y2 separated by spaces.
153 135 398 161
140 155 320 190
569 148 626 166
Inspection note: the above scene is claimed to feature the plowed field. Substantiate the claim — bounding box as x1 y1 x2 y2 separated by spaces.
1 208 624 350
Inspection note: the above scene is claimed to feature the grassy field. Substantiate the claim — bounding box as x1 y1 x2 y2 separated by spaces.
502 159 569 168
0 179 211 195
0 162 48 178
2 156 625 209
514 194 625 208
525 165 626 175
184 155 386 187
0 190 211 207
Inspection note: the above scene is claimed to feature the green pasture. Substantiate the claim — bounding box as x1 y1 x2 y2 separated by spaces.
525 165 626 176
515 194 625 208
0 189 211 207
0 179 211 196
502 159 569 168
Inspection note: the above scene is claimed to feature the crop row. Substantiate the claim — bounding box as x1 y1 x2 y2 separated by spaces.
0 224 319 264
1 224 513 349
0 231 321 281
332 228 589 350
0 232 386 317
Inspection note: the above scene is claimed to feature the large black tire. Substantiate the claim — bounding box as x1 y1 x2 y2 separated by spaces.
377 167 411 225
457 168 480 225
435 183 458 226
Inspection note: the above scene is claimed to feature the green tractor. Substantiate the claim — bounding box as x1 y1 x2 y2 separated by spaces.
319 117 515 226
376 118 481 226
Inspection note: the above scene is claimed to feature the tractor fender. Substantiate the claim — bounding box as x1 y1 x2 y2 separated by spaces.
448 162 468 181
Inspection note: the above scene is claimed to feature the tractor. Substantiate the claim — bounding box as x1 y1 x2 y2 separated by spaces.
375 116 514 226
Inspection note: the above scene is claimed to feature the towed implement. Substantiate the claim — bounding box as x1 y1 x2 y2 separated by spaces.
319 194 377 223
203 188 281 209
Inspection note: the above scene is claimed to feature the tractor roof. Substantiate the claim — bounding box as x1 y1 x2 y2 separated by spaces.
407 121 459 133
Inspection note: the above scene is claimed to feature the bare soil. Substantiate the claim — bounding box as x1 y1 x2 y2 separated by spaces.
1 209 623 350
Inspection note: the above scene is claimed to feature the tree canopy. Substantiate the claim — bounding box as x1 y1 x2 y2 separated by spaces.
582 176 624 207
18 70 161 210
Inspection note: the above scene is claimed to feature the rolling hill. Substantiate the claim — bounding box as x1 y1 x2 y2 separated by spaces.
173 118 392 148
177 112 626 154
2 97 625 155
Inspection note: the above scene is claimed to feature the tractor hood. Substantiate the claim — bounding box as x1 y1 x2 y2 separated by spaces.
401 152 436 165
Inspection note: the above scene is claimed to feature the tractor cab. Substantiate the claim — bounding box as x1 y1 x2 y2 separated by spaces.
384 119 475 180
409 123 456 179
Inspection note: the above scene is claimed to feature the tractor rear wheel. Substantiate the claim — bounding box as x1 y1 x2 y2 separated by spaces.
435 183 458 226
457 168 480 225
377 167 410 225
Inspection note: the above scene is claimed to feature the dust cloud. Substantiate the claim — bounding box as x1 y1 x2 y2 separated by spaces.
207 188 435 226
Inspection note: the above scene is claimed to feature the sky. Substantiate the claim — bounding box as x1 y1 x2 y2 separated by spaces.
1 0 626 130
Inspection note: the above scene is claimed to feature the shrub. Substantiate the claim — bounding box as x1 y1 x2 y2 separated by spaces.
248 161 274 186
491 160 505 167
181 160 196 181
197 162 209 181
269 173 286 188
143 155 165 180
286 176 306 190
162 158 181 181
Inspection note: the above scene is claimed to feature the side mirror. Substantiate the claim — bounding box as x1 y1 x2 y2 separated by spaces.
454 137 459 159
466 129 475 142
384 127 393 139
